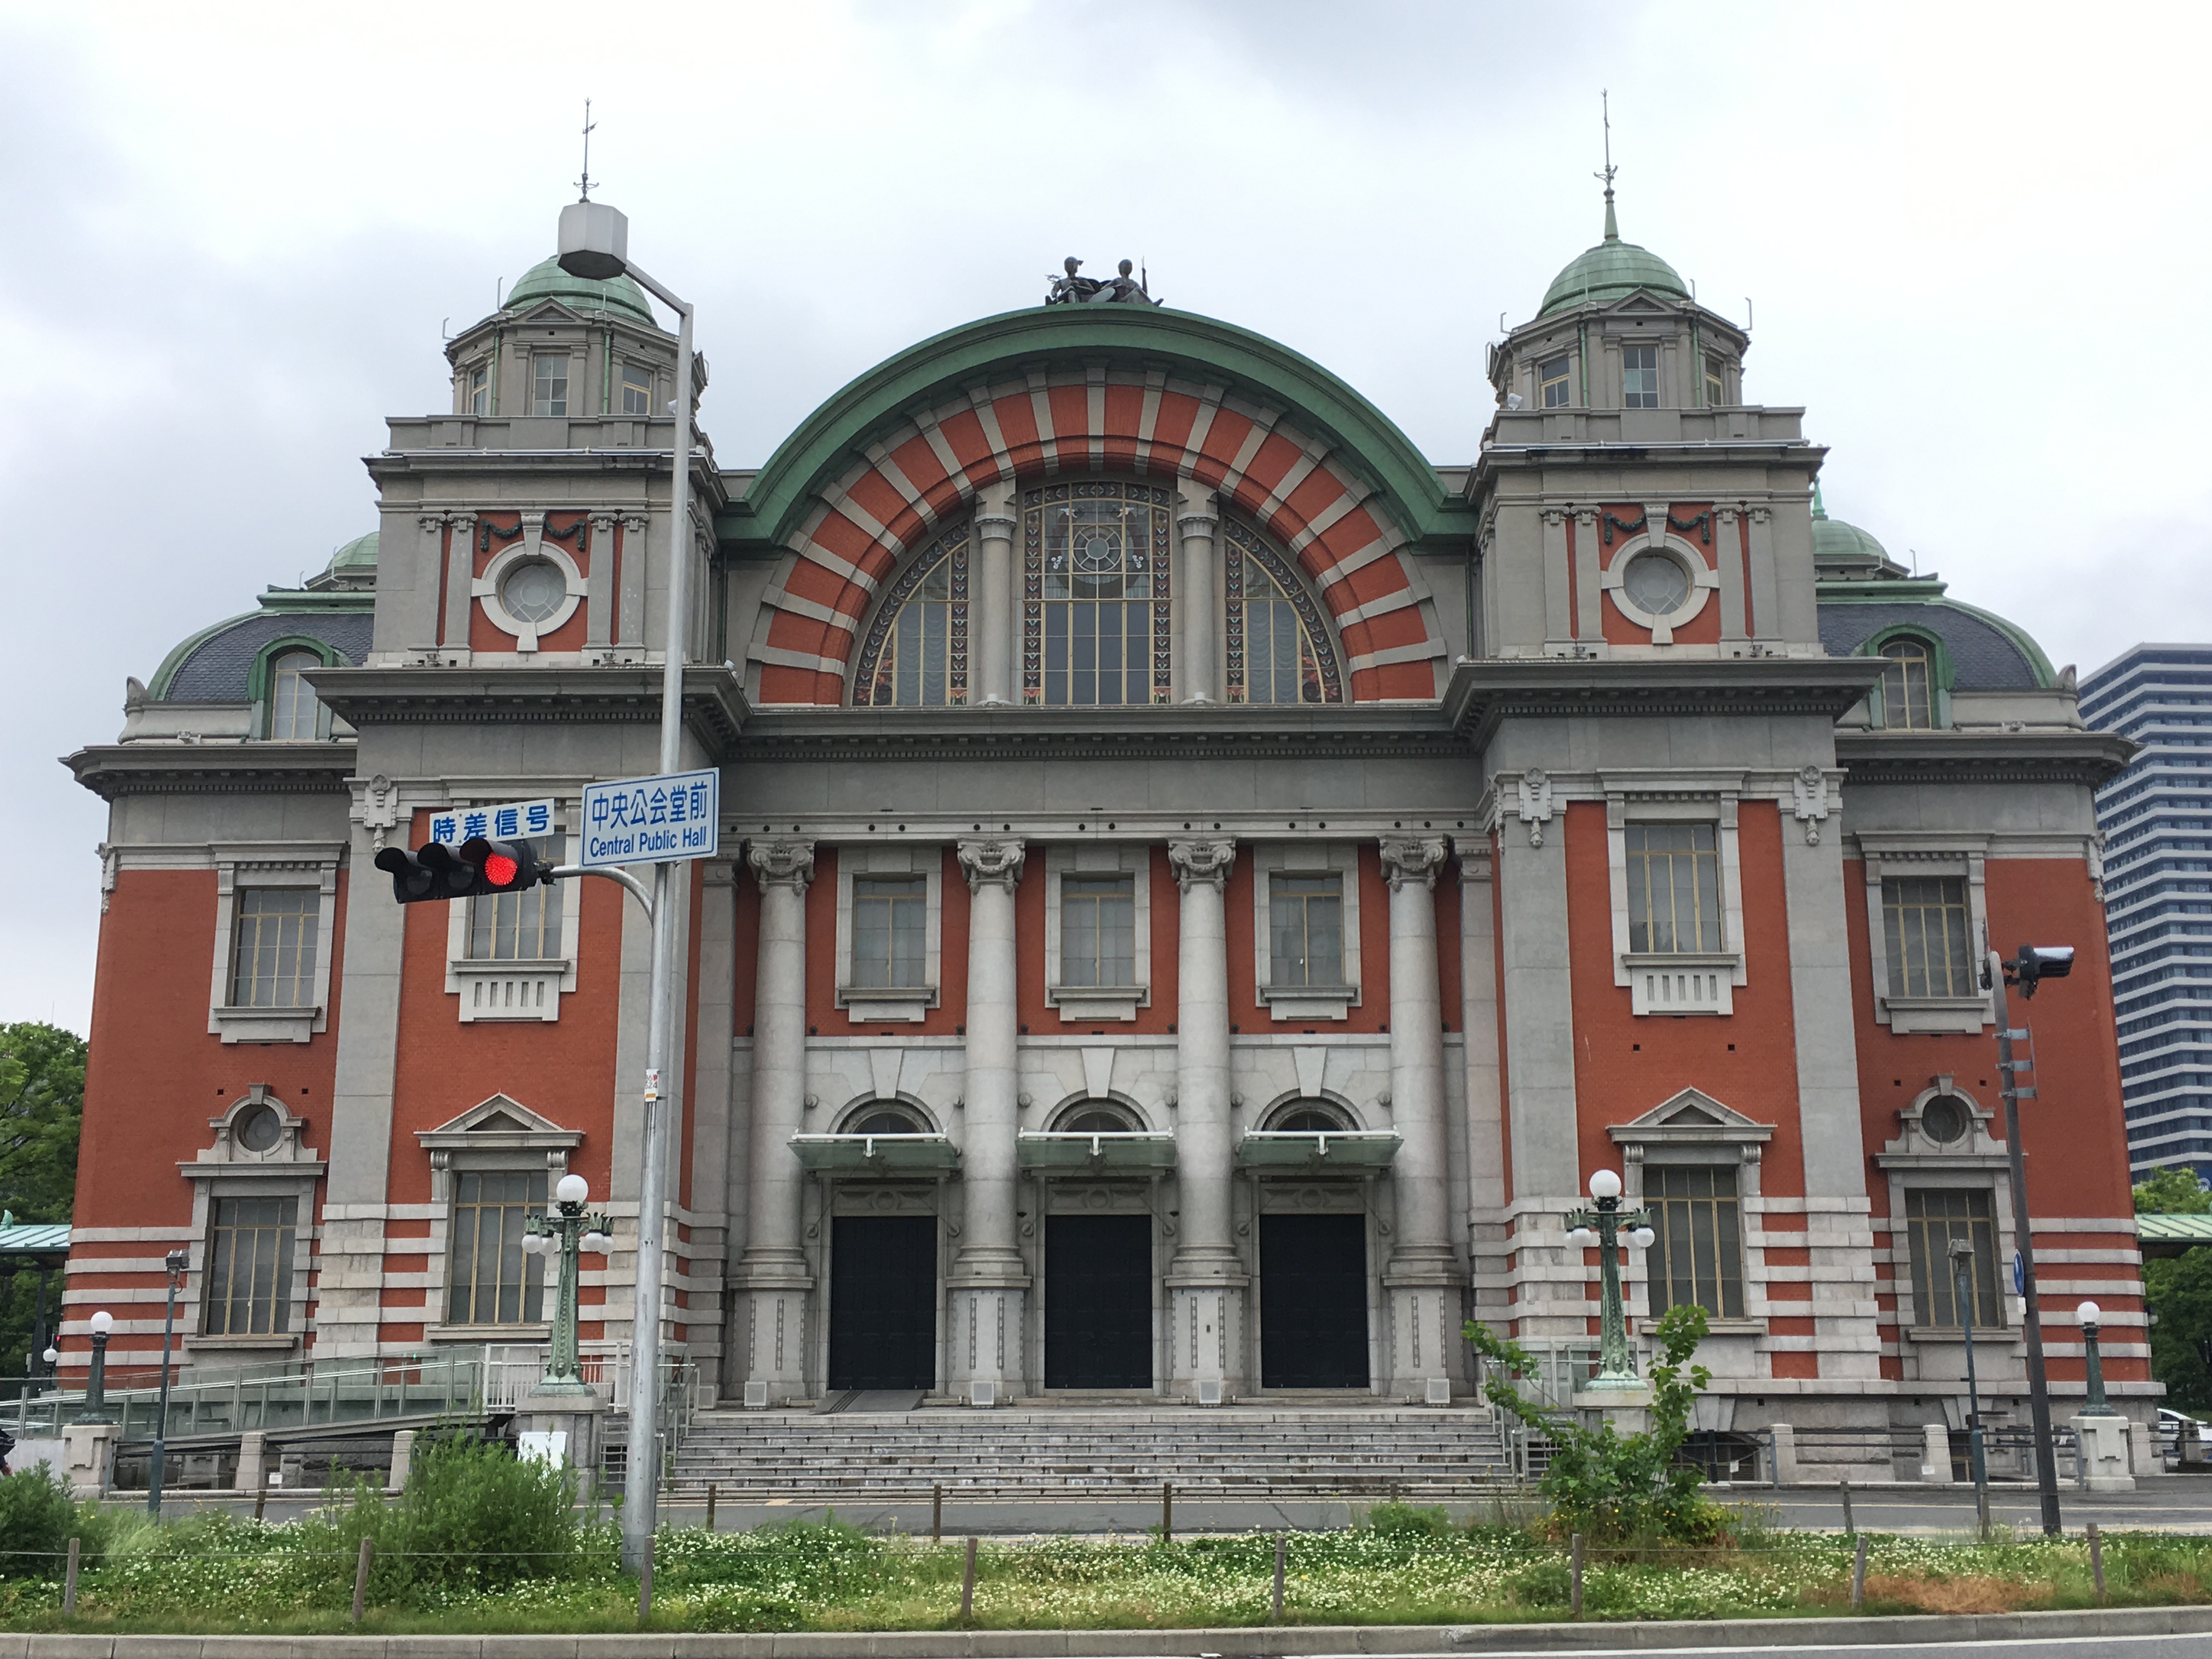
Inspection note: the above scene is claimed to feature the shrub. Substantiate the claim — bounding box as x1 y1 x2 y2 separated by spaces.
0 1465 100 1578
1363 1502 1455 1538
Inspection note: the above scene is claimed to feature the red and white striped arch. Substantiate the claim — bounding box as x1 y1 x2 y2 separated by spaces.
744 364 1449 705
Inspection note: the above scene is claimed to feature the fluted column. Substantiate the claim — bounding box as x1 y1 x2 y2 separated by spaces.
973 483 1017 706
1379 835 1465 1402
1177 489 1220 703
1167 837 1246 1400
951 838 1028 1404
736 840 814 1406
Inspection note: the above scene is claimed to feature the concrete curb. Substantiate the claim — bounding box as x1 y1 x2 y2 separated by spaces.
7 1602 2212 1657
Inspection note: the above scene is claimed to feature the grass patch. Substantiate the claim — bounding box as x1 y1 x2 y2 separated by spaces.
1 1511 2209 1633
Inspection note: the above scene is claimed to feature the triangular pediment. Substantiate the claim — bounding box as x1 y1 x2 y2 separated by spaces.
518 300 585 325
1609 1087 1773 1144
416 1093 582 1148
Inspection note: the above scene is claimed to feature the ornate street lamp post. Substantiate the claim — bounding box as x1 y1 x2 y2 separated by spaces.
77 1310 116 1425
523 1173 614 1396
1566 1169 1655 1391
2077 1300 2118 1417
1951 1237 1991 1536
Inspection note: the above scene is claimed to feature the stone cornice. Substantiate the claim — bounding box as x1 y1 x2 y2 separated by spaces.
65 742 356 802
306 665 748 751
733 702 1466 764
1836 728 2136 789
1442 657 1882 746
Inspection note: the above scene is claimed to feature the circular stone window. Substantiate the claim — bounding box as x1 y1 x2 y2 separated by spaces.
235 1104 282 1153
499 560 567 625
1921 1094 1971 1145
1621 551 1691 616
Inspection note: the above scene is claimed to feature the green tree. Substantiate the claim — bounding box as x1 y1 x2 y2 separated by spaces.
2135 1167 2211 1216
2137 1167 2212 1412
0 1024 84 1380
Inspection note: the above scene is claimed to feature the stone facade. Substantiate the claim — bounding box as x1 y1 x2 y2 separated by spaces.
60 204 2152 1453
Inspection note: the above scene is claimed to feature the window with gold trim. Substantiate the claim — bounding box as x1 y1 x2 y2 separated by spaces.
1879 638 1935 729
854 528 968 706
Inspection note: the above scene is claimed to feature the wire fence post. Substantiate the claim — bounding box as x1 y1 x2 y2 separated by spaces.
932 1482 943 1544
1570 1533 1583 1619
351 1537 372 1624
705 1482 716 1532
637 1544 654 1625
63 1537 78 1617
1850 1534 1867 1611
1272 1532 1286 1623
253 1485 267 1525
2089 1520 2105 1600
960 1536 978 1623
1161 1480 1172 1544
1839 1476 1854 1536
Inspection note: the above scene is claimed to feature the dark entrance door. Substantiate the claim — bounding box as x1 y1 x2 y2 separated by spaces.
1260 1212 1369 1388
828 1215 936 1390
1045 1214 1153 1388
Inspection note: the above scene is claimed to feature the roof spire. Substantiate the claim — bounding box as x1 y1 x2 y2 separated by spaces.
1812 482 1828 520
1595 89 1619 241
575 98 596 202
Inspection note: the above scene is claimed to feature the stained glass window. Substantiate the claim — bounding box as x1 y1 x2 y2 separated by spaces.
1023 482 1173 706
1222 521 1342 704
854 529 969 706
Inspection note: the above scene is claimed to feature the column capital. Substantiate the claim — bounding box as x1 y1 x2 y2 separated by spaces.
957 838 1026 893
746 839 815 894
1167 837 1237 893
972 512 1018 540
1379 834 1452 893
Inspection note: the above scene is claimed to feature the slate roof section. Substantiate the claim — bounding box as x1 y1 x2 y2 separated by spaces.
164 610 373 702
1818 600 2044 691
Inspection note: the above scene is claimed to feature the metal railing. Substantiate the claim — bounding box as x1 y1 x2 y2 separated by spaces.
4 1352 489 1442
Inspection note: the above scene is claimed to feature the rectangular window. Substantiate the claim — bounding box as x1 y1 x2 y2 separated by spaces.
447 1170 546 1325
203 1195 296 1335
1906 1188 2001 1327
531 353 569 417
468 364 489 416
1646 1166 1745 1319
1061 873 1136 987
468 883 565 962
229 888 321 1008
1624 823 1722 953
1622 343 1660 408
620 361 653 416
1884 876 1973 996
1270 873 1345 988
1539 354 1572 408
1703 356 1727 408
851 875 927 988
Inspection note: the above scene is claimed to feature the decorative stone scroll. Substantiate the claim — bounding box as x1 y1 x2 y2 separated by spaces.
956 838 1026 893
1791 765 1832 845
747 839 815 894
1167 838 1236 894
1378 835 1451 892
1515 769 1555 849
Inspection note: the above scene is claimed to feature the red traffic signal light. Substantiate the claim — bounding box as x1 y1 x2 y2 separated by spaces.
373 838 556 905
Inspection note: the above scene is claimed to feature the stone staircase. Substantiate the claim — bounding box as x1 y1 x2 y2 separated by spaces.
669 1406 1520 1500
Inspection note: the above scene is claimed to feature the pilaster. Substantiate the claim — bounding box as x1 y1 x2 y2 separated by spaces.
1166 837 1246 1399
736 840 814 1405
950 838 1028 1404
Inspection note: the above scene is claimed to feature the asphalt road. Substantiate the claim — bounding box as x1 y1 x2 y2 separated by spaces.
1348 1641 2211 1658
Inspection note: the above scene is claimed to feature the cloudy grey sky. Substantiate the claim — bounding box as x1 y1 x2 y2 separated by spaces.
3 1 2207 1036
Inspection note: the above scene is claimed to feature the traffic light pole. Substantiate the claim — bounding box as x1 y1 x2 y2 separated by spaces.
615 258 693 1581
1989 949 2063 1537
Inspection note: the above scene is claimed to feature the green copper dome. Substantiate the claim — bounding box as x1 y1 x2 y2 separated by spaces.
1810 487 1904 577
1539 194 1690 317
503 254 656 328
327 531 379 573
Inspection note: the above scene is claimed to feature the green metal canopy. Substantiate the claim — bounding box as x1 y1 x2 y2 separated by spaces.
789 1132 960 1173
1235 1130 1402 1171
2137 1212 2212 1257
1017 1130 1177 1172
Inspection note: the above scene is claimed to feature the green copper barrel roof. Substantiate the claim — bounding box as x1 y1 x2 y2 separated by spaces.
504 254 656 328
1539 194 1690 317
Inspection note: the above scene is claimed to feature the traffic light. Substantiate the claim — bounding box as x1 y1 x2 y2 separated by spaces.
373 838 557 904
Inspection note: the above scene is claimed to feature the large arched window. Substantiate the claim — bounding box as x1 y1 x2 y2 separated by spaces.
855 528 968 706
1224 522 1342 704
1025 481 1173 706
1877 636 1935 730
267 650 324 739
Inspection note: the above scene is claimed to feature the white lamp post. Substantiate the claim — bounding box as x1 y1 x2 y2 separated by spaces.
557 198 696 1577
2077 1300 2118 1417
1565 1169 1650 1390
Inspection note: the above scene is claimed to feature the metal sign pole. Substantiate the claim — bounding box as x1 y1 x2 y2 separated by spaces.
1990 949 2062 1536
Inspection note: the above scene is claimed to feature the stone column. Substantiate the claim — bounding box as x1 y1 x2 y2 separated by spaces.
951 839 1028 1404
1379 836 1464 1402
1177 489 1220 703
1166 838 1245 1400
441 514 474 659
973 484 1017 706
735 840 814 1406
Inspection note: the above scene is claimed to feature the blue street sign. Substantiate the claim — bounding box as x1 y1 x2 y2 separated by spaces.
579 769 719 868
426 798 556 849
2012 1251 2025 1296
